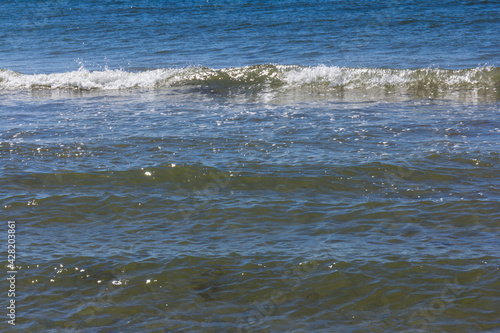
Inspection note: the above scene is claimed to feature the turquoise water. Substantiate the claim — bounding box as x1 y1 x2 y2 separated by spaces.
1 1 499 332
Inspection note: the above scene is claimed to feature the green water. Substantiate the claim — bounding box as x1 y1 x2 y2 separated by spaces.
1 90 499 332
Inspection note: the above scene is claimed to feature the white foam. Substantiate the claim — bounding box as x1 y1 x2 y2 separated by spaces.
0 67 183 90
0 65 497 92
282 65 497 89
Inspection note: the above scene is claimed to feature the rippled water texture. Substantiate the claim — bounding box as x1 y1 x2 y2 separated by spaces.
2 91 499 332
1 0 499 332
1 0 499 71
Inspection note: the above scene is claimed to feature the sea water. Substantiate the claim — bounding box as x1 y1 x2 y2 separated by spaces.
1 0 499 332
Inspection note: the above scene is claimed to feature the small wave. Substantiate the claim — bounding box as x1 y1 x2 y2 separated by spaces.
283 65 500 90
1 65 499 98
0 67 184 90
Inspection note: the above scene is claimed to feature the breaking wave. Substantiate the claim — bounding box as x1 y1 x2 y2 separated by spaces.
1 64 499 99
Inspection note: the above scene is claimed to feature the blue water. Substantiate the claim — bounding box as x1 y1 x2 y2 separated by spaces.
2 0 499 73
1 1 500 332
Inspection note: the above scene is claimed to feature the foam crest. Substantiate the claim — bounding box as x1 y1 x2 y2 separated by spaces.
1 65 498 99
283 65 499 89
0 67 183 90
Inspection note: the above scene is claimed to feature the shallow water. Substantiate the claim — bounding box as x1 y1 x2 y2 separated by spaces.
1 0 499 332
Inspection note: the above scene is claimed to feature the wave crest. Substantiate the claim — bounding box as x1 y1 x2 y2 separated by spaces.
1 65 499 99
